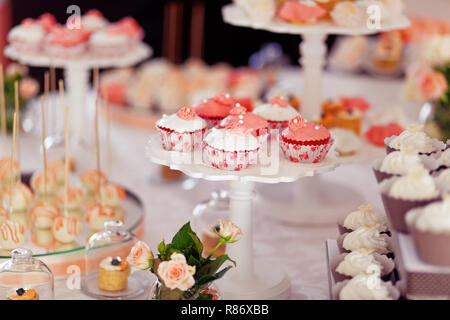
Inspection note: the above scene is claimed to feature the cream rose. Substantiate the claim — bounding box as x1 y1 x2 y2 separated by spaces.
157 253 196 291
218 219 242 242
420 71 448 101
20 78 39 99
127 241 153 270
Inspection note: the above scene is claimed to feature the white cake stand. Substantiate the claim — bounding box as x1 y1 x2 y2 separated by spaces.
146 134 339 299
4 43 152 147
222 4 410 121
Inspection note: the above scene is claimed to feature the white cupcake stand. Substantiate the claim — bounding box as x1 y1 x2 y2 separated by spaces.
146 134 340 299
222 4 409 224
4 43 152 148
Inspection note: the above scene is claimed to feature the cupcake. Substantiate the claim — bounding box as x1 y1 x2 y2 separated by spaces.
7 18 45 53
98 256 130 292
0 220 26 250
280 116 334 163
379 165 441 232
333 272 400 300
2 183 34 212
38 13 57 33
82 9 109 32
56 186 84 211
85 204 116 230
156 106 207 152
30 170 58 200
278 0 327 24
406 196 450 266
434 169 450 194
193 93 236 128
219 105 269 146
331 1 365 27
329 128 361 156
252 96 299 131
52 216 82 243
338 226 392 254
30 202 61 229
334 108 363 135
45 26 90 58
435 148 450 172
385 124 446 155
100 183 126 207
7 288 39 300
81 170 107 195
202 225 226 257
330 249 395 282
202 127 260 171
337 205 388 235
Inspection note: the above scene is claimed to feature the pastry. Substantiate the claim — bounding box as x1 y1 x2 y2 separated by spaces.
100 183 126 207
334 273 399 300
7 18 45 53
52 216 82 243
193 93 236 128
202 127 260 171
98 256 130 292
156 106 207 152
338 205 388 235
280 116 334 163
372 31 403 74
30 170 58 199
278 0 327 24
30 202 61 229
7 288 39 300
45 25 90 58
252 96 299 131
202 225 226 257
329 128 361 156
56 186 84 210
85 204 116 230
82 9 109 32
0 220 26 250
386 124 446 155
330 1 364 27
237 0 276 24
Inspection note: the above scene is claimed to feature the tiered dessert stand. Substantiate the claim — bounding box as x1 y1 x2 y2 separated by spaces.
146 134 340 299
4 43 152 149
222 4 410 224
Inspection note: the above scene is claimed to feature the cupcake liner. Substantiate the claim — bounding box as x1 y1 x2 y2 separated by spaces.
45 43 87 58
202 143 258 171
200 117 223 129
372 158 398 184
332 279 400 300
280 138 334 164
157 127 205 152
337 224 352 236
410 228 450 267
329 252 395 283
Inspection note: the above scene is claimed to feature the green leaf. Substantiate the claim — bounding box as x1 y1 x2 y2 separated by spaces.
196 266 232 287
158 285 185 300
158 240 167 256
196 254 234 279
197 293 213 300
188 232 203 257
171 222 196 250
187 255 202 269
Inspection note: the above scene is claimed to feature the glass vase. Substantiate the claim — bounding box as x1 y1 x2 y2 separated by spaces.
147 279 220 300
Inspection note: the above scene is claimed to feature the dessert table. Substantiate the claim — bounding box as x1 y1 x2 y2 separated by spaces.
18 68 407 299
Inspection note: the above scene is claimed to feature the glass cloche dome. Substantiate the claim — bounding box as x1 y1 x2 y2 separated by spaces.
0 248 54 300
81 220 148 299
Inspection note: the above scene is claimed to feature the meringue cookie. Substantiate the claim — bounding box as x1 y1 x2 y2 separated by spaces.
380 148 422 175
343 205 387 231
336 249 383 277
389 165 440 200
339 273 396 300
343 226 391 254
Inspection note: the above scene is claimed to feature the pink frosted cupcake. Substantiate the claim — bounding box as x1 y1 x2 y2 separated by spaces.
219 105 268 145
7 18 45 53
202 125 260 171
156 107 207 152
278 0 327 24
193 93 236 128
38 13 57 33
45 26 90 58
252 96 299 132
280 116 334 163
82 9 109 32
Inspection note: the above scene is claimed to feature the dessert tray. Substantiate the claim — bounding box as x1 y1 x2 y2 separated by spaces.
0 173 145 279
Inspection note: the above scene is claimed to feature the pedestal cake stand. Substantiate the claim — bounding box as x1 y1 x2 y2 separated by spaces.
4 44 152 148
146 134 339 299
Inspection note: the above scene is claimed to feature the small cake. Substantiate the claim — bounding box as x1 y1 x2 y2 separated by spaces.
30 170 58 199
331 1 364 27
82 9 109 32
340 97 370 113
219 105 269 145
329 36 369 72
38 13 57 33
7 288 39 300
2 183 34 212
385 124 446 155
0 220 26 250
100 183 126 207
30 202 61 229
0 158 19 186
334 273 399 300
280 116 334 163
338 205 388 235
81 170 107 194
156 107 207 152
278 0 327 24
7 18 45 53
56 186 84 210
379 165 441 232
193 93 236 128
98 256 130 292
202 225 226 257
45 25 90 58
85 205 116 230
406 196 450 266
202 127 260 171
339 226 391 254
52 216 82 243
329 128 361 156
334 108 363 135
252 96 299 131
365 122 404 147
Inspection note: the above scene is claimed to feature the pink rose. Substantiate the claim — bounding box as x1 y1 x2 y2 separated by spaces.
5 63 28 77
218 219 242 242
127 241 153 270
20 78 39 99
157 253 196 291
420 71 448 100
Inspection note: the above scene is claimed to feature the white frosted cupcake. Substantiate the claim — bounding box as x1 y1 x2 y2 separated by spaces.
252 96 299 131
380 165 441 232
338 205 388 235
339 226 391 254
331 1 365 28
82 9 109 32
7 18 45 53
156 107 207 152
329 128 361 156
434 169 450 194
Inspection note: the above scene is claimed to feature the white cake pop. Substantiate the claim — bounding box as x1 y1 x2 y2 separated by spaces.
0 220 26 250
30 170 58 197
100 183 126 207
0 206 8 223
85 204 116 230
2 183 34 212
30 202 61 229
52 216 82 243
56 186 84 210
81 170 106 194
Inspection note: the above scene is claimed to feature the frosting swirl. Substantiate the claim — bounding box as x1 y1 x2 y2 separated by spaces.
336 249 383 277
407 196 450 233
380 148 422 175
388 124 445 153
435 169 450 193
439 149 450 167
339 273 395 300
389 165 439 200
177 107 197 121
343 226 390 254
343 205 387 231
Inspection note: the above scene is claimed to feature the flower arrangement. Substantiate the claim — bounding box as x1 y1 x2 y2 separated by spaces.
127 220 241 300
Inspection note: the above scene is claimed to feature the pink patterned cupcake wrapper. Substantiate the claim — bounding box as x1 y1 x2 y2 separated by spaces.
202 143 259 171
267 120 289 131
157 127 205 152
280 138 334 164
